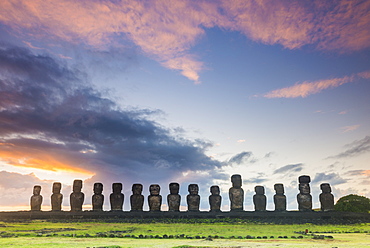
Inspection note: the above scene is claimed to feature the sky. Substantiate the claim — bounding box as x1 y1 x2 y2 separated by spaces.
0 0 369 212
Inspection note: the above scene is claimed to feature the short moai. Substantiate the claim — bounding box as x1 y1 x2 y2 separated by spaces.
319 183 334 211
92 182 104 211
297 175 312 211
209 185 222 212
30 185 43 211
229 174 244 211
187 184 200 211
130 184 144 211
148 184 162 211
110 183 124 211
253 186 267 211
167 182 181 212
51 182 63 211
273 183 286 211
70 179 85 212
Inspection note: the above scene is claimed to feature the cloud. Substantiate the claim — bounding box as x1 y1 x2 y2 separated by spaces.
345 170 370 177
312 172 347 185
340 125 360 133
227 151 252 165
273 163 303 174
329 136 370 159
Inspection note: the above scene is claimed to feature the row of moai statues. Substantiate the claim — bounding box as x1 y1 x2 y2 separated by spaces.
30 174 334 212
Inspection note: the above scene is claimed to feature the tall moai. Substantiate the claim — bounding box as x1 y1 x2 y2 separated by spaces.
110 183 124 211
209 185 222 212
92 182 104 211
130 183 144 211
253 185 266 211
70 179 84 211
167 182 181 212
187 184 200 211
319 183 334 211
51 182 63 211
273 183 286 211
229 174 244 211
30 185 43 211
148 184 162 211
297 175 312 211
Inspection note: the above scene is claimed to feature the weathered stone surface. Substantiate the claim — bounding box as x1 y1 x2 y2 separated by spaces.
92 182 104 211
209 185 221 212
273 183 286 211
253 186 266 211
110 183 124 211
130 184 144 211
229 174 244 211
187 184 200 211
30 185 43 211
70 180 84 212
148 184 162 211
320 183 334 211
167 182 180 212
297 175 312 211
51 182 63 211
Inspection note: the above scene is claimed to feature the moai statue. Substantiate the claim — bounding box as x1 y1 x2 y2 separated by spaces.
92 182 104 211
167 182 180 212
51 182 63 211
70 179 84 211
148 184 162 211
297 175 312 211
110 183 124 211
209 185 222 212
30 185 43 211
273 183 286 211
253 186 267 211
187 184 200 211
229 174 244 211
130 183 144 211
320 183 334 211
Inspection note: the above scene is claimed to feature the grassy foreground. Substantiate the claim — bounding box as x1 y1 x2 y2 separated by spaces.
1 219 369 247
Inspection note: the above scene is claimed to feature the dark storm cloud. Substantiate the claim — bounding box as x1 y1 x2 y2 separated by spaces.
228 151 252 165
328 136 370 159
312 172 347 185
273 163 303 174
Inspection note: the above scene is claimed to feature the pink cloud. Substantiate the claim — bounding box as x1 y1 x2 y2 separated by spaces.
341 125 360 133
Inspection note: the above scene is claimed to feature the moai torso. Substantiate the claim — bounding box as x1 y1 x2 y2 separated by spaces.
167 182 180 211
229 174 244 211
253 186 266 211
319 183 334 211
30 185 43 211
110 183 124 211
51 182 63 211
273 183 286 211
92 182 104 211
148 184 162 211
297 175 312 211
70 179 85 211
187 184 200 211
130 184 144 211
209 185 221 212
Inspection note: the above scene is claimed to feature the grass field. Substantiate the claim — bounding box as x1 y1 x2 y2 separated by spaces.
1 219 369 247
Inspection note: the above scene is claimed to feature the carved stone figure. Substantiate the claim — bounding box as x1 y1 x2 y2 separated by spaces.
130 183 144 211
253 186 266 211
187 184 200 211
229 174 244 211
70 179 84 212
110 183 124 211
209 185 221 212
297 175 312 211
273 183 286 211
92 182 104 211
320 183 334 211
167 182 180 212
148 184 162 211
30 185 43 211
51 182 63 211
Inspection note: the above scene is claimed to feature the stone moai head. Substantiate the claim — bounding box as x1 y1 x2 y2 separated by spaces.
33 185 41 195
274 183 284 194
94 182 103 194
210 185 220 195
298 175 311 194
112 183 122 193
73 180 83 193
320 183 331 193
52 182 61 194
231 174 242 188
255 186 265 195
169 182 179 195
132 184 143 195
149 184 160 196
188 184 199 195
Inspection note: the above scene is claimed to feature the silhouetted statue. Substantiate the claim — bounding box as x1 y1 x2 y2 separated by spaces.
209 185 221 212
187 184 200 211
148 184 162 211
30 185 43 211
320 183 334 211
229 174 244 211
110 183 124 211
297 175 312 211
253 186 266 211
167 182 180 212
130 183 144 211
92 182 104 211
273 183 286 211
51 182 63 211
70 179 84 212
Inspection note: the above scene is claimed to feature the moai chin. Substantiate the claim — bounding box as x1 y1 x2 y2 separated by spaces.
148 184 162 211
167 182 181 212
319 183 334 211
70 179 84 212
187 184 200 211
273 183 286 211
130 183 144 211
297 175 312 211
253 186 266 211
30 185 43 211
92 182 104 211
229 174 244 211
51 182 63 211
209 185 222 212
110 183 124 211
